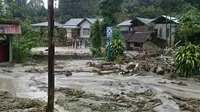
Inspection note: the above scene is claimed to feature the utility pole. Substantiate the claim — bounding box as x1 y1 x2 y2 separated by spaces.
169 0 172 46
47 0 55 111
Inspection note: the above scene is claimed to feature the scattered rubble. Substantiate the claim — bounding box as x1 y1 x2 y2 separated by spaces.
25 67 45 73
172 95 200 112
2 69 13 73
55 87 162 112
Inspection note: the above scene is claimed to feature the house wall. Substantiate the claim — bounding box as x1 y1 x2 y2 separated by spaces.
154 24 176 45
66 28 72 38
119 26 131 31
80 20 91 38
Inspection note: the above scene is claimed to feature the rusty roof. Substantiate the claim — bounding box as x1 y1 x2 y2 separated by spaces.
122 31 152 43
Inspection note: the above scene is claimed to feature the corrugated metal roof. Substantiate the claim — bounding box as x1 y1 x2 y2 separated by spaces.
87 18 103 24
64 18 103 26
64 18 84 26
151 15 179 24
62 26 80 29
31 21 62 27
117 20 132 26
136 17 154 25
162 15 179 23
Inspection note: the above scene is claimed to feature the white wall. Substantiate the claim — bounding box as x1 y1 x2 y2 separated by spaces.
66 28 72 38
154 24 176 45
80 20 91 38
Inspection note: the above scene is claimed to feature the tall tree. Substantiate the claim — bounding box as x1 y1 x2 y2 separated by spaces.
99 0 123 25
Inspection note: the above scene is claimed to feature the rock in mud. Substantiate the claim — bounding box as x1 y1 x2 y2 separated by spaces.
65 71 72 76
171 81 188 86
25 67 45 73
126 62 139 71
101 65 115 71
156 67 165 75
86 62 96 67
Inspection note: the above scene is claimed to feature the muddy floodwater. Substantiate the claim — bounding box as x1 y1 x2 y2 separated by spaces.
0 60 200 112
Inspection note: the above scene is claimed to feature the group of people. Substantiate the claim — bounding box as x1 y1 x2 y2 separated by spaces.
66 38 88 48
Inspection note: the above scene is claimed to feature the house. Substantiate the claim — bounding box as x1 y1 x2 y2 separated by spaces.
62 18 103 48
0 20 21 63
117 20 132 31
31 21 62 28
151 15 179 46
130 17 154 32
63 18 103 39
122 31 152 50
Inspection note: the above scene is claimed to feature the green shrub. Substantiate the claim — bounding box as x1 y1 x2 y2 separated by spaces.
90 47 102 57
13 19 41 63
106 35 125 61
174 43 200 77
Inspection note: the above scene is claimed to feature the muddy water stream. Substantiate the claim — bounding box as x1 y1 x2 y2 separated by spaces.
0 60 200 112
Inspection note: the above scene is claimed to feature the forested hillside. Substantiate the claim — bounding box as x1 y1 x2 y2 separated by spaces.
58 0 200 22
0 0 199 23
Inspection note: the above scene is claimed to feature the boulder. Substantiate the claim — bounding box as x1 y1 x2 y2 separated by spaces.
65 71 72 76
156 67 165 75
114 64 120 69
126 62 139 71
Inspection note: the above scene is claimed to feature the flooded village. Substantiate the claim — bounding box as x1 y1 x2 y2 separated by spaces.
0 0 200 112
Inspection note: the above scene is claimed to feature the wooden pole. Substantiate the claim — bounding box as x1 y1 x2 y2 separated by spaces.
169 0 172 46
47 0 55 112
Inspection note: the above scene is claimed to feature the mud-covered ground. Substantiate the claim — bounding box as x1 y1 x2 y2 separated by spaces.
55 87 161 112
0 91 45 112
0 60 200 112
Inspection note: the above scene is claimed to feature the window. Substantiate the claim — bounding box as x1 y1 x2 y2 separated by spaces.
83 28 90 36
159 28 162 37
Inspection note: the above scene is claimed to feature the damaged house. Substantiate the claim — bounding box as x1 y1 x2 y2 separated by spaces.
119 17 154 50
151 15 179 47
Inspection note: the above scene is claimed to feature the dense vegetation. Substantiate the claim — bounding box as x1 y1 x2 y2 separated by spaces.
1 0 199 23
0 0 200 64
174 43 200 77
90 20 102 57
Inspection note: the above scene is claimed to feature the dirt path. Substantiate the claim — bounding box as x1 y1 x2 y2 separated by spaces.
0 60 200 112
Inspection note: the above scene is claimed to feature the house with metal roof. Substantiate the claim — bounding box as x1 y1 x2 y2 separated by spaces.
151 15 179 46
130 17 154 32
117 20 132 31
31 21 62 28
62 18 103 48
63 18 103 39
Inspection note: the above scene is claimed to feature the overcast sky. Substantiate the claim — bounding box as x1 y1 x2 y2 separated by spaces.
43 0 58 8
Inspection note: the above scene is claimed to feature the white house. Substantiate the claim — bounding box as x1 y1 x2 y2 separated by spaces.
63 18 103 39
151 15 179 46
